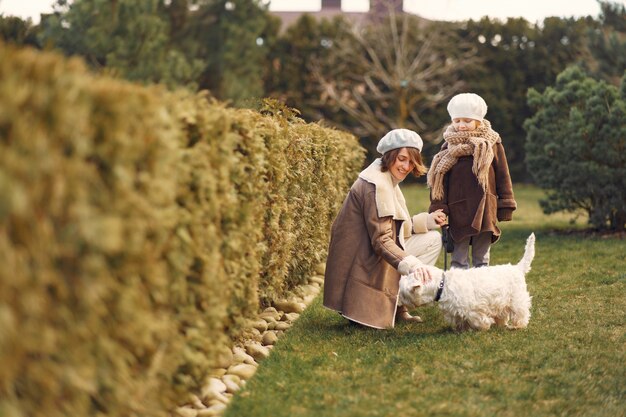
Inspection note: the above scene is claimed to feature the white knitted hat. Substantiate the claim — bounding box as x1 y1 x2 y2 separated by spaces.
376 129 423 155
447 93 488 121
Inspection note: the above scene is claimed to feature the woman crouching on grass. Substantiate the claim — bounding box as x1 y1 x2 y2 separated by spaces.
323 129 447 329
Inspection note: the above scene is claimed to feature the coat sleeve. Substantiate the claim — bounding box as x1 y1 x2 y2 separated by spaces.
493 142 517 221
428 143 449 215
361 187 419 273
412 212 438 233
429 176 449 215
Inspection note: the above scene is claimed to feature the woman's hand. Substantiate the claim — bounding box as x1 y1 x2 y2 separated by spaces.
429 209 447 226
410 266 433 283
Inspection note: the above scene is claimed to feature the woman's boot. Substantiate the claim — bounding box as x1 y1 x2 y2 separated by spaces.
396 305 422 323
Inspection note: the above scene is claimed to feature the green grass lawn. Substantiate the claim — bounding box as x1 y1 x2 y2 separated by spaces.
224 184 625 417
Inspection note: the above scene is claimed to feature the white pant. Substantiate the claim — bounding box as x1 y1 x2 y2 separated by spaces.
404 230 442 266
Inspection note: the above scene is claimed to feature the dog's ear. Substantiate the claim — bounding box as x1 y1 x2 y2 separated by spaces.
410 284 421 293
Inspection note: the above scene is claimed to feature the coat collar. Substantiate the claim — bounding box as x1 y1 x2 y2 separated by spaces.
358 159 412 239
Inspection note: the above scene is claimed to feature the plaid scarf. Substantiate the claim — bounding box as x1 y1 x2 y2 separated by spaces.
427 119 501 200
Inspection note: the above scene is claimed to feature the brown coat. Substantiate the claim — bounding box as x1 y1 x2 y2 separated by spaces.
429 142 516 243
323 160 429 329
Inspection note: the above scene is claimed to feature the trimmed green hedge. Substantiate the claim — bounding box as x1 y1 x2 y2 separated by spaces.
0 43 364 417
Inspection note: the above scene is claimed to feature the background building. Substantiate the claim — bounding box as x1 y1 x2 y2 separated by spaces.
271 0 405 29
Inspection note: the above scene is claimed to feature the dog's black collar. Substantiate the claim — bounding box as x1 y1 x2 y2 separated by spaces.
434 274 445 302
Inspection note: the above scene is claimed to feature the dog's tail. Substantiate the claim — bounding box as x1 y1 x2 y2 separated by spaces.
517 233 535 274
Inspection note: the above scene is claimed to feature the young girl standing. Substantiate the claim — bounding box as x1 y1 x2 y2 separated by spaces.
428 93 516 269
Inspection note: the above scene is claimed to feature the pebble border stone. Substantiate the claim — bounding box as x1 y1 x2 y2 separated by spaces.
173 264 325 417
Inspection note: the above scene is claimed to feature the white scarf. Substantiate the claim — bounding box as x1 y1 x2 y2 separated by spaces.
358 159 412 247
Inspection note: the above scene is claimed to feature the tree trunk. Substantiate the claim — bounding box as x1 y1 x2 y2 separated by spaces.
610 210 626 230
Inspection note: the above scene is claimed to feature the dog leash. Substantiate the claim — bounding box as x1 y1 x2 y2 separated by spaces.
435 225 450 302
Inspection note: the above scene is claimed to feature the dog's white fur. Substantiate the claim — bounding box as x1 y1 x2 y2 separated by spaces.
399 233 535 331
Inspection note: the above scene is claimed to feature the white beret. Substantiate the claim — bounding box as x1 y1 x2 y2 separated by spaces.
376 129 423 155
447 93 488 121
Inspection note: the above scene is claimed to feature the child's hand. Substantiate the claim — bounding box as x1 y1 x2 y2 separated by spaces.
430 209 447 226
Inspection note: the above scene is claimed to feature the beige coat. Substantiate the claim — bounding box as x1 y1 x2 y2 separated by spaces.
323 160 432 329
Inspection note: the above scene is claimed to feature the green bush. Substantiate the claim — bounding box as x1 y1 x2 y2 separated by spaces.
524 66 626 230
0 42 364 417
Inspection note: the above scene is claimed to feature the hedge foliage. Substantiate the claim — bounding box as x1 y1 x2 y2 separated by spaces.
0 42 364 417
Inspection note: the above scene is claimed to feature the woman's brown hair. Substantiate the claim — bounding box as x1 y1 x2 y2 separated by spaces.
380 147 428 177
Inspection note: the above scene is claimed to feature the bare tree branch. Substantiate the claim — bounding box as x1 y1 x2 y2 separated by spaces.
309 4 480 147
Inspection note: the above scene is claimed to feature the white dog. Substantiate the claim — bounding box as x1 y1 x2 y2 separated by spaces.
399 233 535 331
